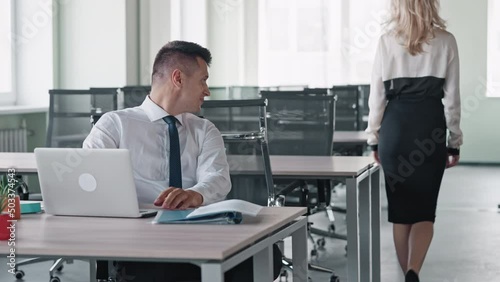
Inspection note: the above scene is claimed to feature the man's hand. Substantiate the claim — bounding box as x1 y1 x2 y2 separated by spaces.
446 154 460 168
153 187 203 210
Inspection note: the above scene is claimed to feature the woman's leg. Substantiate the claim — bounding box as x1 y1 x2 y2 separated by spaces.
407 221 434 273
393 223 412 273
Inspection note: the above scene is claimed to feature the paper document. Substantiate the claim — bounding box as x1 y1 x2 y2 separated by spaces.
187 199 262 218
152 199 263 224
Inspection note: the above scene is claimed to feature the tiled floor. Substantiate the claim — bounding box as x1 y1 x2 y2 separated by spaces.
1 165 499 282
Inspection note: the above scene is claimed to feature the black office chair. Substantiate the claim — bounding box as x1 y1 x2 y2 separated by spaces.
261 88 338 214
120 86 151 109
357 84 370 131
261 88 342 281
46 88 118 148
331 85 360 131
200 99 277 207
332 85 369 156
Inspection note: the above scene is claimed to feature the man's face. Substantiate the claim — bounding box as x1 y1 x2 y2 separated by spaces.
180 57 210 113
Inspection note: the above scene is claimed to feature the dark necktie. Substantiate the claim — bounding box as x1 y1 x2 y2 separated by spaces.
163 116 182 188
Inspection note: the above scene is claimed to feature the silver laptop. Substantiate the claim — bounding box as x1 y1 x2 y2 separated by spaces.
34 148 157 218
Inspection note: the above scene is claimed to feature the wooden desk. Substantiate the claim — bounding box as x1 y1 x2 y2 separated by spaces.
333 131 369 156
0 207 308 282
0 153 38 174
228 155 381 282
0 153 380 282
334 131 368 144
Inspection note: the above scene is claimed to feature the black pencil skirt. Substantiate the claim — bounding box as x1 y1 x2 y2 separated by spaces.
379 96 447 224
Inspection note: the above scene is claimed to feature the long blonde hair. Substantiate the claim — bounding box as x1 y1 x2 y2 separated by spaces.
388 0 447 55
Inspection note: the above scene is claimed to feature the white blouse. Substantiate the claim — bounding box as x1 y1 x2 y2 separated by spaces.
365 29 463 149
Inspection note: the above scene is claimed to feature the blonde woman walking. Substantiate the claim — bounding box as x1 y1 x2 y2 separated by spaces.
366 0 463 281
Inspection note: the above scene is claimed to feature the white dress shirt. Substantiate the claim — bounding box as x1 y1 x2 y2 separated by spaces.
366 29 463 149
83 96 231 205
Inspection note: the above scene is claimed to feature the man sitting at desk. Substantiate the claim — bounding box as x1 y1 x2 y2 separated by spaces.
83 41 281 282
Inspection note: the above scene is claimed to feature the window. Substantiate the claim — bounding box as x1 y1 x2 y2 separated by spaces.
487 0 500 97
0 0 15 105
258 0 388 87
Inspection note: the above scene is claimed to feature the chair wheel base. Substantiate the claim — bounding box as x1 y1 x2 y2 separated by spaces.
316 238 326 248
330 271 341 282
50 276 61 282
14 270 25 279
330 275 340 282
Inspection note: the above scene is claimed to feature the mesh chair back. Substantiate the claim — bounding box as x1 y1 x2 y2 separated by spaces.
200 99 275 206
121 86 151 108
200 99 264 133
46 89 118 148
357 84 370 130
332 85 360 131
89 88 118 113
261 89 337 156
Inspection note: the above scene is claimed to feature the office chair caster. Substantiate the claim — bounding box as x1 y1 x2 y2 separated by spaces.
316 238 326 249
50 276 61 282
330 273 340 282
310 248 318 258
279 269 289 281
56 265 64 272
14 269 25 279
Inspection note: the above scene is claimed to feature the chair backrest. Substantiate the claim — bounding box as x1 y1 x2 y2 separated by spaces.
200 99 264 133
46 88 118 148
331 85 360 131
199 99 277 206
89 88 119 112
357 84 370 131
121 86 151 108
260 89 337 156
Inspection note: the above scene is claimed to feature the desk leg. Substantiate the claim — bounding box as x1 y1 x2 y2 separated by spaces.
346 177 360 282
371 167 381 282
88 259 97 282
201 263 223 282
359 172 372 282
253 246 273 281
292 220 308 282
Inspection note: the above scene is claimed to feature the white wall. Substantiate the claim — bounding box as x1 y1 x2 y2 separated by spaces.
56 0 127 88
441 0 500 163
15 0 54 106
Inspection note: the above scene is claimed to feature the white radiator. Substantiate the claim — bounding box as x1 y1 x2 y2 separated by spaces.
0 128 28 152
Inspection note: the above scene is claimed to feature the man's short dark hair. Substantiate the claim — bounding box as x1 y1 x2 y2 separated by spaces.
151 41 212 85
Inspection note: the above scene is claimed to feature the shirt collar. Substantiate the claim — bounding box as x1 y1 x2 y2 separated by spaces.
140 96 184 125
